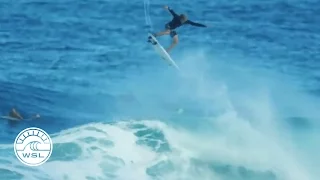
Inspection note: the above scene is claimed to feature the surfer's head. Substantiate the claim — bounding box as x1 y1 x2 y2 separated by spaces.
179 14 188 23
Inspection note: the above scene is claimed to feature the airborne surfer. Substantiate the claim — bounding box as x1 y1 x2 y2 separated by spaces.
148 5 207 53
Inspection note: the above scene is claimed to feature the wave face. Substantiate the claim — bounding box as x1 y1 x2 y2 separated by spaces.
0 0 319 180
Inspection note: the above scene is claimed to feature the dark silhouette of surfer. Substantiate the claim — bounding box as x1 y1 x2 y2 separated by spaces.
1 108 40 121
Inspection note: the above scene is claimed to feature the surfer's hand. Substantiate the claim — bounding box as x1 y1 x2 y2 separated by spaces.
163 5 169 9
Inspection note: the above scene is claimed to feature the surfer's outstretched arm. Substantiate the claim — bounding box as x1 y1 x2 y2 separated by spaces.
164 6 178 17
186 20 207 27
24 114 40 121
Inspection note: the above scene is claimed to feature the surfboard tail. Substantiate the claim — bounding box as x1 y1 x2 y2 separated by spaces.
147 33 180 71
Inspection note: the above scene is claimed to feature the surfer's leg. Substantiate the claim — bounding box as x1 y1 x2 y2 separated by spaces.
154 29 170 37
148 28 170 43
166 32 178 52
154 23 171 37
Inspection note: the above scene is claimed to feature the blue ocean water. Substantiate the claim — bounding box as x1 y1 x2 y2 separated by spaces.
0 0 320 179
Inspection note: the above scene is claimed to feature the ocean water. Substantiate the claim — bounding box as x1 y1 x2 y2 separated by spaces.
0 0 319 179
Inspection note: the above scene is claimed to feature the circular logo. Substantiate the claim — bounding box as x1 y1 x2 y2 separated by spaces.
14 127 53 166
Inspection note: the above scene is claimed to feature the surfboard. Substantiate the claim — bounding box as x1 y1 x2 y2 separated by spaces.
1 116 20 121
147 33 180 70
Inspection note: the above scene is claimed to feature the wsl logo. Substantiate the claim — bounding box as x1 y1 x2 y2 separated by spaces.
14 127 53 166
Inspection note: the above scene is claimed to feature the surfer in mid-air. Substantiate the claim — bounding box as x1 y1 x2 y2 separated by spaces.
148 5 207 53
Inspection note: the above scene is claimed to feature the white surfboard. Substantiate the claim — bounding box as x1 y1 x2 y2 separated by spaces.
1 116 20 121
148 33 180 70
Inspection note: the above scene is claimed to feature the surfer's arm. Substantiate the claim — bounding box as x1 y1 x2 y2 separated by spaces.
31 114 40 119
164 6 178 17
186 20 206 27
